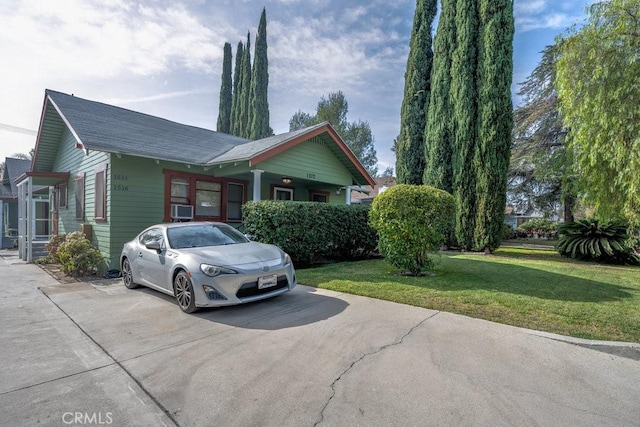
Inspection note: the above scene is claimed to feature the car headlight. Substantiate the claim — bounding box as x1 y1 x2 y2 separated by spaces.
200 264 237 277
282 252 292 266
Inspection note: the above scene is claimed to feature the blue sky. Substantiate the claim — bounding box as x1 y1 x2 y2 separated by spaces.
0 0 591 173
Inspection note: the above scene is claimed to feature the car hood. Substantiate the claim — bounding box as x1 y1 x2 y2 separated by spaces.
175 242 283 267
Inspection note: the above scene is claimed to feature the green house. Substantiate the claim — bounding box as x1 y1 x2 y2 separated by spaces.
16 89 375 268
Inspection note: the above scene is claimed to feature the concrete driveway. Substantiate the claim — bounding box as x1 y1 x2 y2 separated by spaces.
1 250 639 426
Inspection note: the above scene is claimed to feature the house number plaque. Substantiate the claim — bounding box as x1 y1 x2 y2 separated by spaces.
112 174 130 191
307 173 316 180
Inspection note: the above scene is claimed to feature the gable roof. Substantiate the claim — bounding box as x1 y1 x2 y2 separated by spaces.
34 90 375 187
1 157 31 199
37 90 250 166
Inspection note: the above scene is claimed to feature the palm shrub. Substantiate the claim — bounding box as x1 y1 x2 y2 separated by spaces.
57 232 105 276
369 184 455 275
555 218 640 265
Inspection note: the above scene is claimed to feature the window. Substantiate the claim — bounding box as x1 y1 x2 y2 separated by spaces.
227 183 244 221
273 187 294 201
310 191 329 203
195 180 221 217
139 228 165 248
75 173 85 220
58 183 68 209
163 170 247 222
170 178 189 204
95 165 107 221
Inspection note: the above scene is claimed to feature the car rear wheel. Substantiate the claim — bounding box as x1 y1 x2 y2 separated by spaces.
174 271 198 313
121 258 139 289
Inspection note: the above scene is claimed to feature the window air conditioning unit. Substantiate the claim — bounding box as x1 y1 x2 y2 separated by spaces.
170 204 194 220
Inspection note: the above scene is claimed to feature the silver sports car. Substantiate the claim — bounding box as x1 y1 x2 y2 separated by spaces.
120 222 296 313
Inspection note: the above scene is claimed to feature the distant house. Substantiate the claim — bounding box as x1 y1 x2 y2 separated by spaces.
351 176 396 204
503 206 545 229
16 89 375 268
1 158 32 249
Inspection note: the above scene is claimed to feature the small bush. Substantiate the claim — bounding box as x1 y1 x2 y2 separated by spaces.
502 223 514 240
57 232 105 276
45 234 67 263
555 218 640 265
369 184 455 276
517 218 557 236
242 201 377 265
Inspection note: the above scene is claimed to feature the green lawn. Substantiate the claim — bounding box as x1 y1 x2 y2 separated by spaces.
296 247 640 343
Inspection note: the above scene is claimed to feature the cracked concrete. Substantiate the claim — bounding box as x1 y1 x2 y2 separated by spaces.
316 313 439 426
2 250 640 426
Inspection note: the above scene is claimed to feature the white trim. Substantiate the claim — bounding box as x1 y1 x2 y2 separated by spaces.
251 170 264 201
273 187 294 201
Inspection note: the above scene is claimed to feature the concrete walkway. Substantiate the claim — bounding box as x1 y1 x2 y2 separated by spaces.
1 249 639 426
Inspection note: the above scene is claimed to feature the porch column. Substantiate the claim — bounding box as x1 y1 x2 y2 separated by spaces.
27 177 33 262
251 169 264 201
346 186 352 205
17 180 26 260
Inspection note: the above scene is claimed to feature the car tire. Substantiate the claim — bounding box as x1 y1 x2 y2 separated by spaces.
121 258 139 289
174 271 198 313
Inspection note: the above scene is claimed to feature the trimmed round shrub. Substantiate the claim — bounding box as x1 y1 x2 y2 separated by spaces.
555 218 640 265
57 232 105 276
369 184 455 275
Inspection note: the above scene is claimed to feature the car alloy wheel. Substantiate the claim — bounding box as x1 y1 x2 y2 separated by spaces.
121 258 139 289
174 271 198 313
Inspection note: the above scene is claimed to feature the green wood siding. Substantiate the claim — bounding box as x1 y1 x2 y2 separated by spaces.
53 128 112 266
109 155 166 267
258 140 353 186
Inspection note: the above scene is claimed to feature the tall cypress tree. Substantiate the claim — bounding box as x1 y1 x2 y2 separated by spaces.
396 0 437 185
230 41 244 136
238 32 252 138
450 0 479 250
216 42 233 134
249 8 271 139
473 0 514 251
423 0 456 193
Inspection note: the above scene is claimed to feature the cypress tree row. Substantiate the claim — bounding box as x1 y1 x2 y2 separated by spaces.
249 8 271 139
216 42 233 134
472 0 514 251
230 41 244 136
238 32 252 138
396 0 437 185
423 0 456 193
450 0 479 250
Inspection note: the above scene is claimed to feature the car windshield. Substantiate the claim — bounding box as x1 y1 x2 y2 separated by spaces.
167 224 249 249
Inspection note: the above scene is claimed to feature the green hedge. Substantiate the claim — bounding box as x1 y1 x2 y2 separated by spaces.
242 201 377 265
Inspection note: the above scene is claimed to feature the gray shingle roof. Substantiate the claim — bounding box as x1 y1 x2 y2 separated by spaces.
46 90 251 164
1 157 31 198
209 122 328 165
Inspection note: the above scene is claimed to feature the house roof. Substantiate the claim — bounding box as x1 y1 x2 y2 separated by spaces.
1 157 31 199
36 90 250 167
33 90 375 186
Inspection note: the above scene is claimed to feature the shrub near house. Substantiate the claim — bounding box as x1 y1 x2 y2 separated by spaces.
242 201 377 265
369 184 454 276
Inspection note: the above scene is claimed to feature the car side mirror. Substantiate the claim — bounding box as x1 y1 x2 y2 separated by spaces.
145 241 162 252
244 234 252 241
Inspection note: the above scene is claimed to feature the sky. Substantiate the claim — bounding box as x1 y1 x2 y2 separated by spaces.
0 0 592 174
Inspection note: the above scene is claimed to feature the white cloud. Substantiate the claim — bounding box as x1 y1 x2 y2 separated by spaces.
514 0 588 32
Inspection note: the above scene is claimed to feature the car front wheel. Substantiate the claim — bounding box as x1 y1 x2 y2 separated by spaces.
174 271 198 313
121 258 139 289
